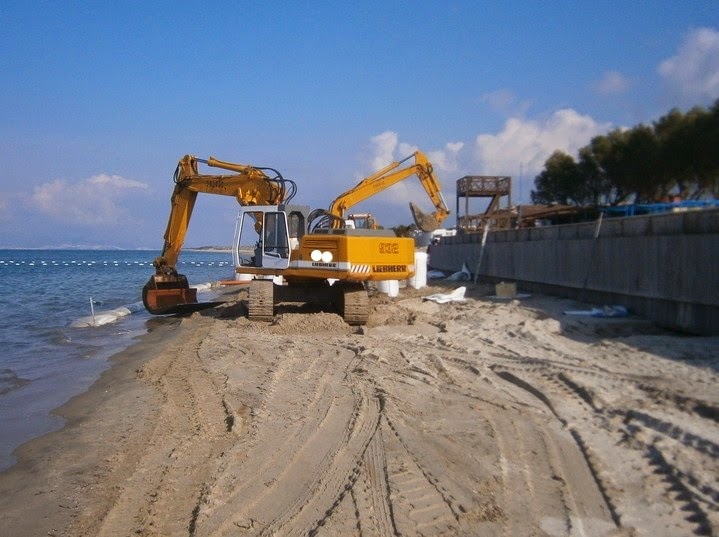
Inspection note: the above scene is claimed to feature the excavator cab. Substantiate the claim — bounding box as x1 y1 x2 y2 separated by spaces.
234 205 309 270
346 213 377 230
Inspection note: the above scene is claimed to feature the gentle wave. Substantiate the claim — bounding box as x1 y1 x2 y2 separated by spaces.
0 368 29 396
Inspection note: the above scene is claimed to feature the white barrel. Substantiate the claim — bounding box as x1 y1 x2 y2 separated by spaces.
378 279 399 297
387 280 399 297
408 251 428 289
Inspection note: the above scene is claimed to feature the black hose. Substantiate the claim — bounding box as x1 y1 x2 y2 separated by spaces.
308 209 344 231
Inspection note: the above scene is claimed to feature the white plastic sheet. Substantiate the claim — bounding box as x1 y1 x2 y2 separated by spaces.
423 286 467 304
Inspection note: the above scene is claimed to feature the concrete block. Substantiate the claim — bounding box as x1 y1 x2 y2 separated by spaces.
495 282 517 298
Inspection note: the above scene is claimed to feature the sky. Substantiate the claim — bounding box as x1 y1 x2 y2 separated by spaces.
1 1 718 249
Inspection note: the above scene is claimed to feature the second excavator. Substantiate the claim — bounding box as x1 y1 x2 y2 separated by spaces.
312 150 450 232
142 151 449 324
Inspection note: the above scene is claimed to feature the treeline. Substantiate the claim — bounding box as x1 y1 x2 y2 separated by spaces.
532 99 719 206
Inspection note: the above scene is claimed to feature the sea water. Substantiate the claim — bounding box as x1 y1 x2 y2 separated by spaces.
0 249 235 471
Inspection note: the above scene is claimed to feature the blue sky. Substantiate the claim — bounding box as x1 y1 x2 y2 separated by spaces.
1 1 718 248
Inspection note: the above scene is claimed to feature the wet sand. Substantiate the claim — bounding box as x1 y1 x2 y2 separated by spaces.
1 284 718 536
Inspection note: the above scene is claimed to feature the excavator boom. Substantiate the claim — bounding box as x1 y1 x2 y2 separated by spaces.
327 151 450 232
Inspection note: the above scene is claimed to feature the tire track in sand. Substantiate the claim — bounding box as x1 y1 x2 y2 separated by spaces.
492 363 719 535
489 369 620 536
193 341 383 536
72 318 236 537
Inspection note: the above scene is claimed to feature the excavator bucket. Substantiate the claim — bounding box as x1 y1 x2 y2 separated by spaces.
410 202 441 232
142 275 220 315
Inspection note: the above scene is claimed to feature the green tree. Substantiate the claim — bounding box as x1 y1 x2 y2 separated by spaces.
577 146 611 205
587 130 632 205
655 108 688 196
531 151 585 205
655 100 719 199
532 100 719 207
692 99 719 196
621 125 663 202
588 126 664 203
391 224 413 237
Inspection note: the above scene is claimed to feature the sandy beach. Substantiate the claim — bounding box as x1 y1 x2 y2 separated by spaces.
0 283 717 536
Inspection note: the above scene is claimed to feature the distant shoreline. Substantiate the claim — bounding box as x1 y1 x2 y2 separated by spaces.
0 246 233 252
184 247 232 253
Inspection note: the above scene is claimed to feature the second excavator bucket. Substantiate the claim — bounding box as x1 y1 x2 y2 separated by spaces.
410 202 441 232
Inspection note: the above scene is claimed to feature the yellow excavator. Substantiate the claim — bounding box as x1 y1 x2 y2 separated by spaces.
143 152 449 324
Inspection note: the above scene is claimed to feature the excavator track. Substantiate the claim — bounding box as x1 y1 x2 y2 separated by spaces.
338 283 370 326
248 279 274 322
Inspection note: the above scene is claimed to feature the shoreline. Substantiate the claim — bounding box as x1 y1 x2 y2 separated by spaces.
0 248 237 474
0 316 185 535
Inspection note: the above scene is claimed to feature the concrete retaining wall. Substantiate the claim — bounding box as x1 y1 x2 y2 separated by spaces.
428 208 719 335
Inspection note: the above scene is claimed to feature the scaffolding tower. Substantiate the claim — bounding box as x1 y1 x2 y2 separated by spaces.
456 175 512 231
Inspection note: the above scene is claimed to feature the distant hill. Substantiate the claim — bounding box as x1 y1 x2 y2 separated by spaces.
185 246 232 252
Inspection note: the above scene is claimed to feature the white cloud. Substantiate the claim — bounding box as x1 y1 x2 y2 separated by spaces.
88 173 149 189
29 174 149 226
593 70 630 95
478 89 533 117
473 109 610 178
369 131 399 171
428 142 464 173
658 27 719 101
358 108 610 217
397 141 419 159
367 133 464 175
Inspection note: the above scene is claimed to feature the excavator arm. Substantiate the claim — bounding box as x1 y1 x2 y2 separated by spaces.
143 155 294 314
327 151 450 232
